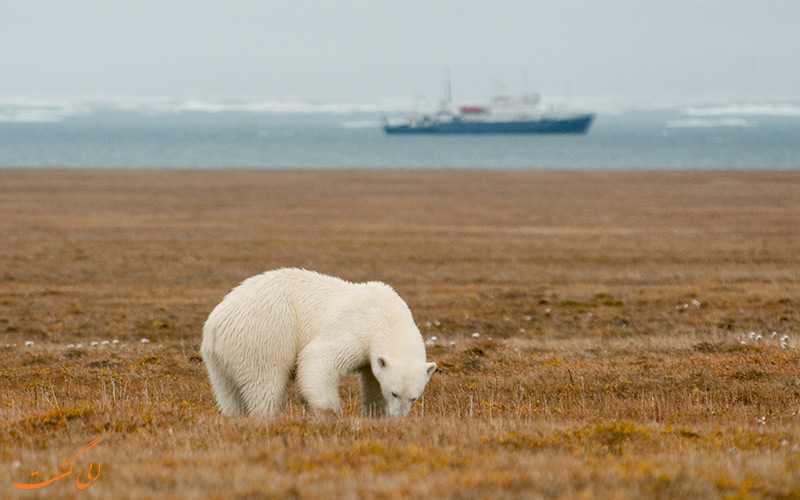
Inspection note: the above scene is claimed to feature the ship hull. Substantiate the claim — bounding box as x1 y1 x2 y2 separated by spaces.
384 114 595 135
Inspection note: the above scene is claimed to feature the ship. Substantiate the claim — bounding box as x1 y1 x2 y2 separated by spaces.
383 88 595 135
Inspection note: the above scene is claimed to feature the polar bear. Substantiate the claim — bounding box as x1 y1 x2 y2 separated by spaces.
201 268 436 417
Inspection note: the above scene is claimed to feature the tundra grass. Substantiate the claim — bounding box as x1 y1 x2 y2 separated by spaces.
2 170 800 499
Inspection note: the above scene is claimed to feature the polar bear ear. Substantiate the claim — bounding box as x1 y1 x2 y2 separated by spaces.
426 362 437 377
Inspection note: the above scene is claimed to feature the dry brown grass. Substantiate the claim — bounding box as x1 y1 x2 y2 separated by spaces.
1 169 800 499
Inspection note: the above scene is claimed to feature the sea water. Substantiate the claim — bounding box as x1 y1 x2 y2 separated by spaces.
1 99 799 169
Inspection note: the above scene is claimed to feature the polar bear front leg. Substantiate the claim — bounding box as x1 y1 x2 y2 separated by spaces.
295 341 343 414
358 366 386 417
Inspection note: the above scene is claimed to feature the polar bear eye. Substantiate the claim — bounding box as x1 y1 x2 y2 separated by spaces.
391 392 399 399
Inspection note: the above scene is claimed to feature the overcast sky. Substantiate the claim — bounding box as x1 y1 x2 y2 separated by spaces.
2 1 799 104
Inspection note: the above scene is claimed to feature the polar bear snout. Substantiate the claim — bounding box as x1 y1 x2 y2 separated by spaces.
387 396 415 417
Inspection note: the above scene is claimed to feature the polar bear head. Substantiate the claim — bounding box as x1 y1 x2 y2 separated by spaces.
372 356 436 417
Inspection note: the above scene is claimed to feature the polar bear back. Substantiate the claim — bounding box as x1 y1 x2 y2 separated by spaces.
202 268 421 365
205 269 345 354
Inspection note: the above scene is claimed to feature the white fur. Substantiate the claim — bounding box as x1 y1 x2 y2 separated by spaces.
201 268 436 417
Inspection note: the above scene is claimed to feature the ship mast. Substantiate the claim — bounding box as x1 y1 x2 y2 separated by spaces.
444 70 452 105
438 70 453 115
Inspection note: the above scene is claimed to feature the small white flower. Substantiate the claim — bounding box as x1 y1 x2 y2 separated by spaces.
748 331 756 340
471 332 480 338
24 340 34 347
771 331 778 338
691 299 701 307
66 344 75 349
756 416 766 425
90 341 99 347
101 340 110 345
76 344 82 349
140 338 150 344
449 341 456 346
112 339 120 344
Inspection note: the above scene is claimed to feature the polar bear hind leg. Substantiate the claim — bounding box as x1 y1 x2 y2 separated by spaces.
238 365 292 416
204 352 247 415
